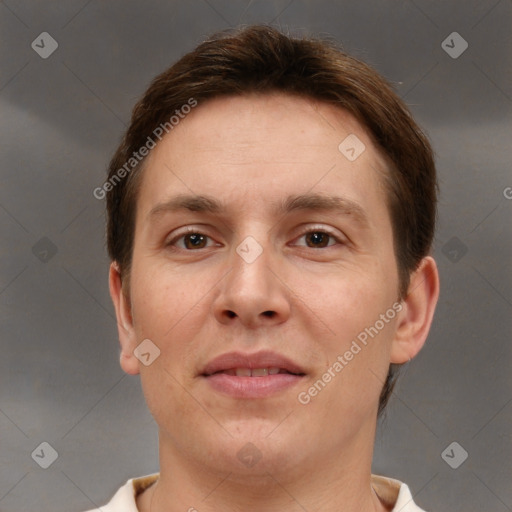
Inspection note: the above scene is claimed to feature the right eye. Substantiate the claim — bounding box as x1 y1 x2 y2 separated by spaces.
166 229 218 251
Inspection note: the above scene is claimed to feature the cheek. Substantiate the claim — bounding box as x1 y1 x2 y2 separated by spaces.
140 360 217 451
302 267 397 384
130 259 200 335
129 259 217 383
302 265 390 336
131 265 210 431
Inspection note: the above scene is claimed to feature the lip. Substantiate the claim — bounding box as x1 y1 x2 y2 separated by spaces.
201 350 305 376
200 350 306 399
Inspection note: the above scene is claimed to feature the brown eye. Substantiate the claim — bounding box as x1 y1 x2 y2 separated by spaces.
294 229 340 249
182 233 208 249
167 231 216 250
304 231 332 248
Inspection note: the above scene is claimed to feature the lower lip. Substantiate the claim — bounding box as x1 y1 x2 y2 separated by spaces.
203 373 304 398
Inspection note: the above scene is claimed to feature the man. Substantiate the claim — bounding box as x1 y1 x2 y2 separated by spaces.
88 25 440 512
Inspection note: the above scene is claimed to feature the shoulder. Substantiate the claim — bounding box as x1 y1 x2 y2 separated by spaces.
371 474 429 512
85 473 427 512
82 474 159 512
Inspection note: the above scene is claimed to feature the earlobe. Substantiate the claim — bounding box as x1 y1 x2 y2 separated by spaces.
108 262 140 375
390 256 440 364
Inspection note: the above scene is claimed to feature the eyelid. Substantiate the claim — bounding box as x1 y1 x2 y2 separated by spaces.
165 224 347 250
291 224 347 246
165 226 219 248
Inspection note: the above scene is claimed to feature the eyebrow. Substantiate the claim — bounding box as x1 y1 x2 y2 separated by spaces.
148 192 370 228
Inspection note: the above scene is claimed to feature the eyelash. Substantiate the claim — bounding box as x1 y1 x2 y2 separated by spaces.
166 226 344 251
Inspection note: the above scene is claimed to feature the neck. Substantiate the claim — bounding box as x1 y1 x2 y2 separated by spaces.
138 423 389 512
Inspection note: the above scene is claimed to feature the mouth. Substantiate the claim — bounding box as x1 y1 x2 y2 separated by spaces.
204 367 304 377
200 351 306 398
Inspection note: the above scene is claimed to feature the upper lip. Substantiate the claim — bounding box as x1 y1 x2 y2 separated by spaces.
201 350 306 376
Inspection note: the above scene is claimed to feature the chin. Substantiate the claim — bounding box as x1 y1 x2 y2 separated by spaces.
205 426 306 476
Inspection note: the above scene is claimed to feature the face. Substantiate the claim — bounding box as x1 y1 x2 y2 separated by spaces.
115 93 409 478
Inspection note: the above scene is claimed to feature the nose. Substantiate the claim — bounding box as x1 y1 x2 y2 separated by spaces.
212 237 291 329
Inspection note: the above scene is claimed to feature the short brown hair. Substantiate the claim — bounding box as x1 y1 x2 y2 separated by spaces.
105 25 437 416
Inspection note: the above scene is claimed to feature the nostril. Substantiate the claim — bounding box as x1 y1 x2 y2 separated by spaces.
226 310 236 318
262 311 275 318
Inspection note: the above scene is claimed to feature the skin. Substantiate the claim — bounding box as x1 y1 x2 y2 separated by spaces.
109 92 439 512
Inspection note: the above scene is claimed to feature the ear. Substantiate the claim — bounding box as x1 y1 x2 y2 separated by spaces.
390 256 440 363
109 262 140 375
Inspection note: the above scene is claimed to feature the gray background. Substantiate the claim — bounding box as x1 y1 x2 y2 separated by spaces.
1 1 511 511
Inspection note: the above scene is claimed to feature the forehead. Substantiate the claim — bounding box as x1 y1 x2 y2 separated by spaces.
135 92 391 226
156 93 378 164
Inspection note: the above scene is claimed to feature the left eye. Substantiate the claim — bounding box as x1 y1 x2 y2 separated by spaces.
294 230 340 248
